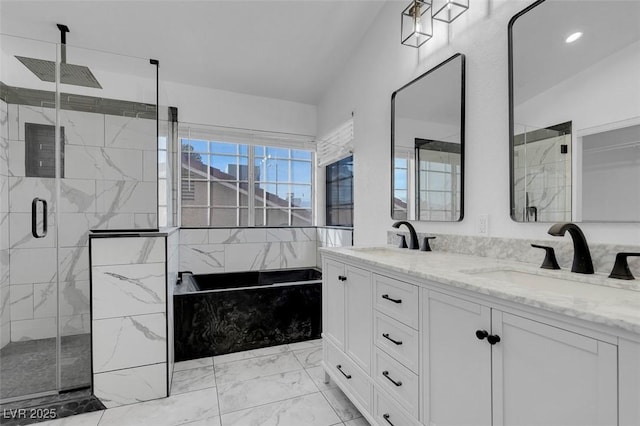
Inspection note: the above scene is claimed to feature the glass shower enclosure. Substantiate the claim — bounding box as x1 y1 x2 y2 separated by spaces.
0 33 158 405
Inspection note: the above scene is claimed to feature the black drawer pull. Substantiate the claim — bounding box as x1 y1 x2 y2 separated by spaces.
382 333 403 345
381 294 402 304
338 275 347 281
382 370 402 387
336 364 351 379
383 413 395 426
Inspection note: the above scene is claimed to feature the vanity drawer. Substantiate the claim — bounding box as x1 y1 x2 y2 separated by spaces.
374 275 419 329
374 311 419 373
374 348 419 418
374 387 421 426
326 340 371 411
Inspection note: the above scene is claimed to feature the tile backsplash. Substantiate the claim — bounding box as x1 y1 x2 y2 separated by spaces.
387 231 640 275
179 227 353 274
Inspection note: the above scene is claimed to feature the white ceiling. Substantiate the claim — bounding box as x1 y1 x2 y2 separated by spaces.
0 0 387 104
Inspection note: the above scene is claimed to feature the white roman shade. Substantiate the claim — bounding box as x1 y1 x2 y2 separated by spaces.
178 122 315 149
317 118 354 166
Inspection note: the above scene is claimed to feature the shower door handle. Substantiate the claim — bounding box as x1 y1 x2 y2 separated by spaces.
31 198 48 238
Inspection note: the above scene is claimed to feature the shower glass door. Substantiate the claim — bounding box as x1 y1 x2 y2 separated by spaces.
1 34 158 404
0 35 62 402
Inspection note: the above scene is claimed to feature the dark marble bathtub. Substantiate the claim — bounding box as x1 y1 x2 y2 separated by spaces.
174 268 322 361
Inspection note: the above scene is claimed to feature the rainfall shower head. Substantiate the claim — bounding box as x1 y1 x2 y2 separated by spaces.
16 24 102 89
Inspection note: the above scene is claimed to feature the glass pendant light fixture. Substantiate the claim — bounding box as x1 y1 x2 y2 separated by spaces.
432 0 469 23
401 0 433 48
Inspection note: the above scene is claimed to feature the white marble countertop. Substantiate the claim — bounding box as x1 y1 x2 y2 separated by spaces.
321 246 640 335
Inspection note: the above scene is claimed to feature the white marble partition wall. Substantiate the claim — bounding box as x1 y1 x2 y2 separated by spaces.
387 231 640 275
179 227 317 274
90 229 177 408
0 99 10 348
316 227 354 267
5 102 157 342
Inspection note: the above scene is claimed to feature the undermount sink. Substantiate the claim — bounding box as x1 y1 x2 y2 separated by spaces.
467 269 580 288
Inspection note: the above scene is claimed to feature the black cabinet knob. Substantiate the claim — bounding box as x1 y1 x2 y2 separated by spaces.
475 330 489 340
337 275 347 282
487 334 501 345
476 329 500 345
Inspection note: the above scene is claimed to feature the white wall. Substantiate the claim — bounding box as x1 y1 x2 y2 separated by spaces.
162 80 316 137
317 0 640 246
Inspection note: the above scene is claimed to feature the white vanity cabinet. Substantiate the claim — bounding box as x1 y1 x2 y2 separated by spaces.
425 290 618 426
321 250 633 426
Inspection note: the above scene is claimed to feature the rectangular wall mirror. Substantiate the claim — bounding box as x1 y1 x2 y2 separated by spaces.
392 53 465 221
509 0 640 222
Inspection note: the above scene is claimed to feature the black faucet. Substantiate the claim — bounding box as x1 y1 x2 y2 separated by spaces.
547 223 594 274
392 221 419 250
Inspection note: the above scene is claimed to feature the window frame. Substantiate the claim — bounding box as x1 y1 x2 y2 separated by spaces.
325 155 354 227
180 138 314 227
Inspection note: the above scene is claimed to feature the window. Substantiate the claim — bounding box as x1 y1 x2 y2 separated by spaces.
326 156 353 227
393 157 409 220
181 139 313 227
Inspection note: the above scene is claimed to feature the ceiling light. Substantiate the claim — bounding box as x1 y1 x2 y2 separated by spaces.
432 0 469 23
401 0 433 48
565 32 583 43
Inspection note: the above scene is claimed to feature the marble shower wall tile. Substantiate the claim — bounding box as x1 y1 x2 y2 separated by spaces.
224 242 281 272
92 312 167 373
92 263 165 320
91 237 164 266
11 317 57 341
209 228 267 244
179 244 225 274
10 247 57 284
94 363 167 408
96 180 157 215
387 232 640 274
266 227 315 243
104 115 156 152
281 241 316 269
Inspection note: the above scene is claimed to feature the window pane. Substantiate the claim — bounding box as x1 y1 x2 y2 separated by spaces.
290 184 312 207
255 159 267 181
291 161 311 184
211 181 238 207
182 139 208 153
254 208 265 226
266 209 289 226
210 207 238 226
210 141 237 154
265 147 289 159
181 180 208 206
292 150 312 160
255 146 265 158
326 155 353 227
158 151 167 178
291 209 312 226
182 207 208 226
210 155 237 180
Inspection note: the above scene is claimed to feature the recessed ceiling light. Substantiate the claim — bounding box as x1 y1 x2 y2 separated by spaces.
565 32 583 44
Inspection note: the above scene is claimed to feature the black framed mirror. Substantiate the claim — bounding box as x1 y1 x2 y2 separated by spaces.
509 0 640 222
391 53 465 221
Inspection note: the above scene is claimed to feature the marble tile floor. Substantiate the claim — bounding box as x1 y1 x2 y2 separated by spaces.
32 339 370 426
0 335 92 400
